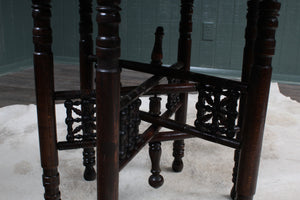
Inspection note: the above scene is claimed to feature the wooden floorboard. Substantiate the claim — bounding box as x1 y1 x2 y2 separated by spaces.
278 83 300 103
0 64 299 107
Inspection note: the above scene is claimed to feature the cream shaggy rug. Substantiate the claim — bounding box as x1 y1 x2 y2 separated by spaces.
0 83 299 200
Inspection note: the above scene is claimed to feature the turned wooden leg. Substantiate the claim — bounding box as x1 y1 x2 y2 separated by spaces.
96 1 121 200
148 96 164 188
147 28 165 188
173 0 194 172
231 1 259 198
32 1 61 199
172 139 185 172
231 149 240 199
149 142 164 188
81 98 96 181
79 0 96 181
83 148 96 181
235 1 281 200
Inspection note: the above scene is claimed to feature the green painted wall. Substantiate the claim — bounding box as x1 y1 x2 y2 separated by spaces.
0 0 299 82
0 0 32 74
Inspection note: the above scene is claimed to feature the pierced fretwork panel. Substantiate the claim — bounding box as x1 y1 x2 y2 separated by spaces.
166 77 181 111
119 99 142 161
63 96 142 159
64 98 96 142
194 84 241 139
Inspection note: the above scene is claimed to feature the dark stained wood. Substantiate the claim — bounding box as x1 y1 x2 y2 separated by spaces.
57 140 96 150
151 131 194 142
53 83 196 101
231 1 260 198
118 107 128 161
172 0 195 172
148 96 164 188
119 102 183 171
148 142 164 188
194 84 241 139
121 83 197 96
120 60 247 91
120 27 166 110
236 1 281 200
148 28 164 188
149 96 162 116
120 74 162 109
79 0 94 93
79 0 96 182
140 111 240 149
172 139 185 172
119 123 160 170
151 26 164 66
241 0 260 83
7 1 295 199
32 0 61 200
95 1 121 200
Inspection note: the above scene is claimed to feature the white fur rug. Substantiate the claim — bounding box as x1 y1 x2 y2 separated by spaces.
0 83 299 200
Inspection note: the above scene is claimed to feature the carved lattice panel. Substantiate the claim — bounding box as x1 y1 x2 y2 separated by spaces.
166 77 181 111
194 84 241 139
64 98 96 142
63 96 142 160
119 99 142 161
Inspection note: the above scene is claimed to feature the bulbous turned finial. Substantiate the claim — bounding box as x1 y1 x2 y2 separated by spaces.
151 26 164 66
148 142 164 188
148 173 164 188
84 166 96 181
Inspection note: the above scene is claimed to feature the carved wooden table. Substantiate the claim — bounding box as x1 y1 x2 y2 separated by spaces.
32 0 281 200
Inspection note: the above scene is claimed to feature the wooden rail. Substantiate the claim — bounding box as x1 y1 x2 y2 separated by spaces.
139 111 240 149
120 59 248 92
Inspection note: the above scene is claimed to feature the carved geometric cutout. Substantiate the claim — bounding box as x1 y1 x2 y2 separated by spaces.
194 84 241 139
64 98 96 142
119 98 142 161
166 77 181 111
63 96 142 161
